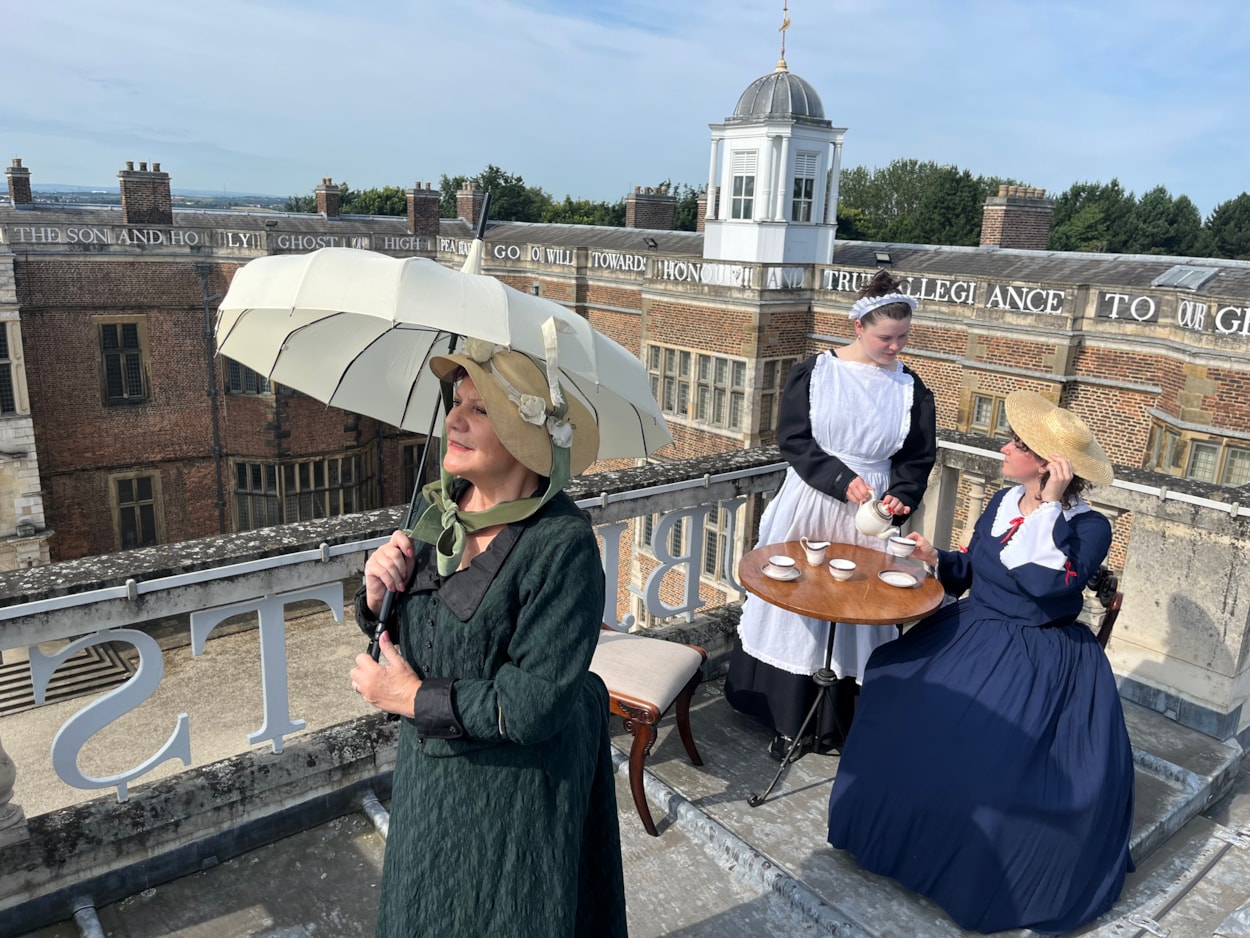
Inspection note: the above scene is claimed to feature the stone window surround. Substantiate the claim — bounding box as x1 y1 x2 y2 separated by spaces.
224 359 272 395
0 321 23 416
1146 416 1250 487
963 391 1013 440
96 316 150 407
231 448 376 533
108 469 165 551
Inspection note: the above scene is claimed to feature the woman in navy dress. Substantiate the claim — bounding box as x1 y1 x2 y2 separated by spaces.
826 390 1134 934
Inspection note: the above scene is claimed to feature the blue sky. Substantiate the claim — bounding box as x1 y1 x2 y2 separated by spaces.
9 0 1250 216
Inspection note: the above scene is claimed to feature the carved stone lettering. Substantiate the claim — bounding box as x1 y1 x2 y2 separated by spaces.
1097 291 1159 322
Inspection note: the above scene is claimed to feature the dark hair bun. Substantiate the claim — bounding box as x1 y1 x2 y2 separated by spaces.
857 269 905 300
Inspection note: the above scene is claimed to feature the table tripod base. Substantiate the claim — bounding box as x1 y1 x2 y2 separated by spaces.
748 668 842 807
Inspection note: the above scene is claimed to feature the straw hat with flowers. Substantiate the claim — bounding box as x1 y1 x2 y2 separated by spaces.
411 338 600 575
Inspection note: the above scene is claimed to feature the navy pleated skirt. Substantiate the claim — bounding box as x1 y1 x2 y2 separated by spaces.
826 598 1135 934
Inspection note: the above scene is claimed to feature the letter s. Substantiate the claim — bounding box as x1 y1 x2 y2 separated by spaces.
28 629 190 802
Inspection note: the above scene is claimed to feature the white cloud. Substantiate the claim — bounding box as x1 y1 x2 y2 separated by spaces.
10 0 1250 213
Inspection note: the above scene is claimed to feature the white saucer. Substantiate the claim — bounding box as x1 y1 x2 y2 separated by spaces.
763 565 801 582
878 569 919 588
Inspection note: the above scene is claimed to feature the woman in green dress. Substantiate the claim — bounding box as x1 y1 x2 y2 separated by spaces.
350 339 627 937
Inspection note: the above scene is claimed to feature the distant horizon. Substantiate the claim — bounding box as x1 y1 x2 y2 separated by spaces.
30 182 284 199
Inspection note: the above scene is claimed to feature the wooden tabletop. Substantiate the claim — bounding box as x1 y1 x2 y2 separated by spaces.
738 541 945 625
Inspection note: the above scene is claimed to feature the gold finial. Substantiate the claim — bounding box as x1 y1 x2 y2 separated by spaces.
777 0 791 70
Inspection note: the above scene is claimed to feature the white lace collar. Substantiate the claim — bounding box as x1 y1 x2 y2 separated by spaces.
990 485 1091 538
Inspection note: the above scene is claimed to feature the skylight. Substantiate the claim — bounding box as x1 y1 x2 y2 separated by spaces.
1151 265 1218 291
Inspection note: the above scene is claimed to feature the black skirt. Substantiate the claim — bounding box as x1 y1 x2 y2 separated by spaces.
724 640 857 752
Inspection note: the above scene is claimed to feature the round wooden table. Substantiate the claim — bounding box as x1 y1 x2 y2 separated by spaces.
738 541 946 807
739 541 944 625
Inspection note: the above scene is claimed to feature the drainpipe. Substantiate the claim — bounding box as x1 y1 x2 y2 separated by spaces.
195 263 227 534
72 898 106 938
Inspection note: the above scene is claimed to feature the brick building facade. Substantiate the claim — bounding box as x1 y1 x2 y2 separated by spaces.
1 58 1248 594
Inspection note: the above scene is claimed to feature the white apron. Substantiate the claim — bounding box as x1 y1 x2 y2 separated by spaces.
739 352 914 679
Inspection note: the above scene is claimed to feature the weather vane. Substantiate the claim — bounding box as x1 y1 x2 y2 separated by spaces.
778 0 792 69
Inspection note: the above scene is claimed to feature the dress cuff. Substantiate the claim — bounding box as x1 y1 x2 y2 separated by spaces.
353 584 379 638
411 677 465 739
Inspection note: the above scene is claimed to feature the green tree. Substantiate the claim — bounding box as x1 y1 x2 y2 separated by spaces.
837 158 944 240
438 174 468 218
835 206 874 241
342 185 408 216
1047 180 1136 252
1170 196 1211 257
542 196 626 226
1206 193 1250 260
283 193 316 213
1121 186 1210 256
438 165 552 222
1126 185 1175 254
671 183 705 232
886 167 986 246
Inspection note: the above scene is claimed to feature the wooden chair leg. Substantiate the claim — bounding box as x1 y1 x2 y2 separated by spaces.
628 719 659 836
674 673 704 767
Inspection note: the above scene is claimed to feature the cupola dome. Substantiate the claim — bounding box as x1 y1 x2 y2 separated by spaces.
728 62 828 125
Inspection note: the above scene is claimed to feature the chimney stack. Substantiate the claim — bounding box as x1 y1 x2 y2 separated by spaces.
980 184 1053 251
5 158 32 209
695 191 709 233
118 160 172 226
625 184 677 230
456 181 485 228
406 180 441 237
315 177 341 218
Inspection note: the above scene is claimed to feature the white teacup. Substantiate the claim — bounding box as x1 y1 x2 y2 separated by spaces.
764 555 797 577
828 558 856 581
886 535 917 558
799 536 830 565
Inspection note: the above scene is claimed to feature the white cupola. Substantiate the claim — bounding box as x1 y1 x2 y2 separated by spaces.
702 58 845 265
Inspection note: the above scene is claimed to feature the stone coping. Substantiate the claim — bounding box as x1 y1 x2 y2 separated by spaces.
3 428 1240 607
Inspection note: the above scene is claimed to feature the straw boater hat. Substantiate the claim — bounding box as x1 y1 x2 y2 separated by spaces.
429 343 599 478
1004 390 1114 487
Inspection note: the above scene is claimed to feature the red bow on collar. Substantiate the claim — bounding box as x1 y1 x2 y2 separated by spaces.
1064 560 1077 584
1000 516 1024 544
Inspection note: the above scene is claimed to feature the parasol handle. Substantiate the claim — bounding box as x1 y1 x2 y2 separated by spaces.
367 333 459 663
367 592 395 661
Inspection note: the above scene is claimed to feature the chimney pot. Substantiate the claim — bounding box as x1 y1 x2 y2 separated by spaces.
5 156 33 207
153 162 161 172
425 182 431 190
119 157 172 224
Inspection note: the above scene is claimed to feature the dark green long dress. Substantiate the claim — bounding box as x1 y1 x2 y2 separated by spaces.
355 489 628 938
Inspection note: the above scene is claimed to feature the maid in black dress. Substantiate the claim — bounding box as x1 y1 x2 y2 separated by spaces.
725 270 936 760
826 391 1134 934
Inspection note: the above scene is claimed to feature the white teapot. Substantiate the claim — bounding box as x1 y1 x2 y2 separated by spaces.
854 494 896 539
